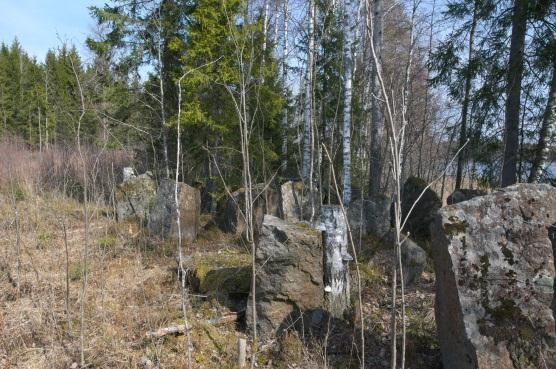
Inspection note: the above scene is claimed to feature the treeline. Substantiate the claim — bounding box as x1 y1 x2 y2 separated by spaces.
0 0 554 203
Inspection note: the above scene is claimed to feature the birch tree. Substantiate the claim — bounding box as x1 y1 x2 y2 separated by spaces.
302 0 316 182
342 0 354 205
281 0 289 173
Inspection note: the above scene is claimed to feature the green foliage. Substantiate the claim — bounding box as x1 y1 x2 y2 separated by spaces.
36 231 52 248
69 261 85 281
99 234 118 249
11 182 26 202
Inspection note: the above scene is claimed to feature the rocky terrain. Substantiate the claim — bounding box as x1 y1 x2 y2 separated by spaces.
0 178 554 369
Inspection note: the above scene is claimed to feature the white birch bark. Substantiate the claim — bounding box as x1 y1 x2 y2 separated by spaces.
320 205 351 318
342 0 354 205
302 0 315 181
281 0 289 173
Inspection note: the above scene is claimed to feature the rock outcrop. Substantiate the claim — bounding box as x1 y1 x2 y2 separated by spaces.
432 183 556 369
447 188 488 205
215 183 281 236
400 176 441 243
383 229 427 286
148 179 201 242
280 180 319 222
185 249 251 310
401 238 427 286
115 172 156 222
246 215 323 338
347 197 390 238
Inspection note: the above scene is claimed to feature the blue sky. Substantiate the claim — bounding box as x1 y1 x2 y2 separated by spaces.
0 0 107 62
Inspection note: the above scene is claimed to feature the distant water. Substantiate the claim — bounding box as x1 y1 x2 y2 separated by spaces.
471 162 556 179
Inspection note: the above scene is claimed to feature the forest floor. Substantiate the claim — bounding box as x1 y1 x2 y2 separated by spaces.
0 191 441 369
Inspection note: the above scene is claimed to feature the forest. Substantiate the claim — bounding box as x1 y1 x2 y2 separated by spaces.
0 0 555 368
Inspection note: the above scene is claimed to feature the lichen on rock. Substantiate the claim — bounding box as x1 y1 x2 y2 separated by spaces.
432 183 556 369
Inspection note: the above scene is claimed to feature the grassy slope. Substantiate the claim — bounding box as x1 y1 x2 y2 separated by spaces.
0 190 441 369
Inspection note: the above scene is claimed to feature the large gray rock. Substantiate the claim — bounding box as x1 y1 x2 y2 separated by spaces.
347 197 390 238
432 183 556 369
215 183 281 236
383 229 427 286
246 215 323 338
447 188 488 205
115 172 156 223
400 176 441 243
148 179 201 242
280 180 319 222
401 238 427 286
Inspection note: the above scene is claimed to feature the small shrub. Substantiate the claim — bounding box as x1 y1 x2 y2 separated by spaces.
36 231 51 248
99 234 117 249
12 183 26 202
69 262 85 281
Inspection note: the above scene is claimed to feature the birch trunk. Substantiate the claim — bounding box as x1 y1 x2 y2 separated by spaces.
321 205 351 318
342 0 353 205
302 0 315 181
501 0 528 187
455 1 478 190
369 0 383 198
281 0 289 173
261 0 269 78
529 59 556 183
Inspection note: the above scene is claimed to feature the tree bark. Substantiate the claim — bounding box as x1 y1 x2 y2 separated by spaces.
501 0 528 187
342 0 353 205
157 4 170 179
369 0 384 198
281 0 289 174
455 1 478 190
529 58 556 183
302 0 315 181
321 205 351 318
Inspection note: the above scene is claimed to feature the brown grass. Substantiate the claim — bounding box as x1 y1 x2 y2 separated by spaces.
0 136 133 202
0 190 252 369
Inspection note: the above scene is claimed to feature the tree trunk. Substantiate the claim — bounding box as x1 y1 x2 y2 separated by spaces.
529 58 556 183
321 205 351 318
261 0 269 78
369 0 384 198
281 0 289 174
501 0 528 187
157 7 170 179
342 0 353 205
455 1 478 190
302 0 315 181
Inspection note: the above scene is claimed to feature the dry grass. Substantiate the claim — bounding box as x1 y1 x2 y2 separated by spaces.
0 151 443 368
0 190 247 369
0 136 133 202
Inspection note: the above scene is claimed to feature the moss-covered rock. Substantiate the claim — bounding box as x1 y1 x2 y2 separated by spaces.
187 249 251 299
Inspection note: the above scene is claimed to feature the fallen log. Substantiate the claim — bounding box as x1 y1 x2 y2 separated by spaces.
146 311 241 339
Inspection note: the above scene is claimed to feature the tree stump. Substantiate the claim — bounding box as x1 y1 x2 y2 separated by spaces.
320 205 352 318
